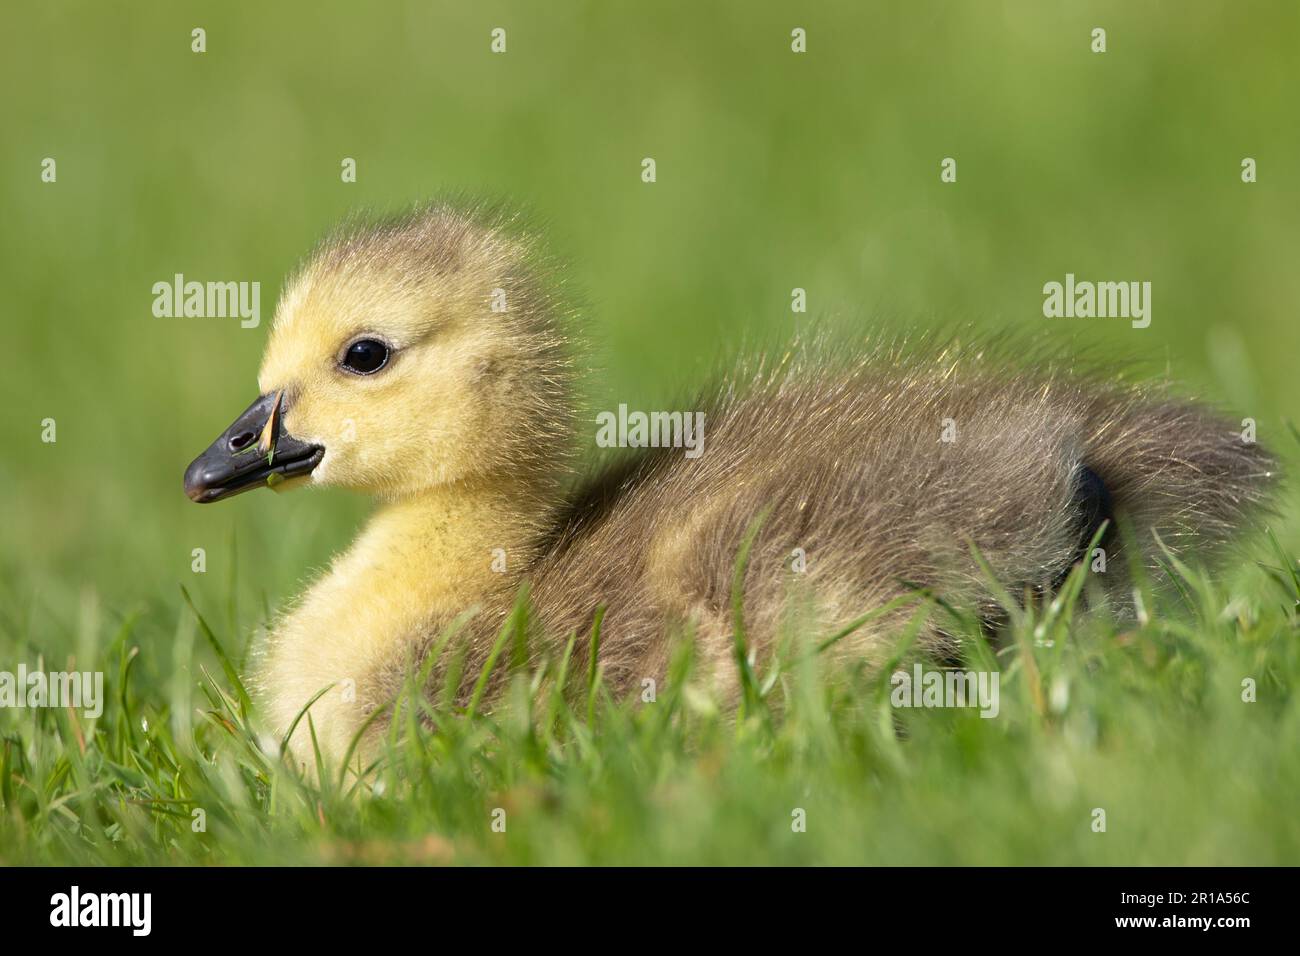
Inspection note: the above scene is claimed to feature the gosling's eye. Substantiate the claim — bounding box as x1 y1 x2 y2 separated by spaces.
341 339 390 375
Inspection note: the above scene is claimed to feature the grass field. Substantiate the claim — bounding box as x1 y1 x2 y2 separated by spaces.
2 2 1298 865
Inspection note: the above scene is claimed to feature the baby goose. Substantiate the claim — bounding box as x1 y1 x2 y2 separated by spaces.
184 204 1274 761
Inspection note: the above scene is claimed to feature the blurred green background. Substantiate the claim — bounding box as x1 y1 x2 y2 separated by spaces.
2 0 1297 662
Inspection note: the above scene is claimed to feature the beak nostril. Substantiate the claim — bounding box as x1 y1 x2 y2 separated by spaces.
229 430 256 452
186 391 321 504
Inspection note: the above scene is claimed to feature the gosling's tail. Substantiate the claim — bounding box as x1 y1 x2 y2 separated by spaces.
1072 388 1275 579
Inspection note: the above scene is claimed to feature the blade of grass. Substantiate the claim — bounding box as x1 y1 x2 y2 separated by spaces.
179 584 250 713
586 605 606 726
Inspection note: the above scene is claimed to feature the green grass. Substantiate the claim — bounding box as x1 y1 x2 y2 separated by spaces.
2 526 1299 866
3 1 1300 865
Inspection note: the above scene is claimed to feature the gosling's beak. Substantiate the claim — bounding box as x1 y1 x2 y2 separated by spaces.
184 392 325 503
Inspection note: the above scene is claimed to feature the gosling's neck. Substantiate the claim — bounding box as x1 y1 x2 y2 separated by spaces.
263 474 553 756
348 475 551 605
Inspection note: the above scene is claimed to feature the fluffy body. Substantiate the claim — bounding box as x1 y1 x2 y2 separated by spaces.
245 204 1275 761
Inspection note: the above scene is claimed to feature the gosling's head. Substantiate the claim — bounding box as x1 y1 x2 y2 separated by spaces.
184 204 574 503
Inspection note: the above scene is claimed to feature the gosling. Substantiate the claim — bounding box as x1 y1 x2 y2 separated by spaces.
183 203 1275 762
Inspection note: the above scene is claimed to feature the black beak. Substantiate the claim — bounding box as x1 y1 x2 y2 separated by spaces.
184 392 325 503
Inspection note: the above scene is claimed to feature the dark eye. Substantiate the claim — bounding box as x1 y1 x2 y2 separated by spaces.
341 339 390 375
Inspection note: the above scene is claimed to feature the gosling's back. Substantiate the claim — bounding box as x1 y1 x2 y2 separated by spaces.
522 343 1274 694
